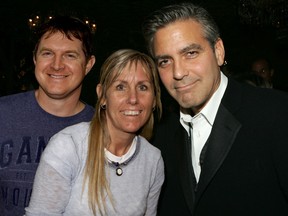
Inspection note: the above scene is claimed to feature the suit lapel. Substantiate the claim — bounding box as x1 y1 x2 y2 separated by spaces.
196 104 241 199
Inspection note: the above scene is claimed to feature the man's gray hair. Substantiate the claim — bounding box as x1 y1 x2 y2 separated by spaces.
142 2 221 57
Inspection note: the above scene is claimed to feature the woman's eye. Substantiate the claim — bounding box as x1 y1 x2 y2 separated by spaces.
139 85 148 91
116 84 125 91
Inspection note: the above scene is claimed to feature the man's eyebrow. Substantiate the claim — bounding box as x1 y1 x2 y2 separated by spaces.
38 47 51 52
179 43 203 54
154 54 171 62
154 43 203 61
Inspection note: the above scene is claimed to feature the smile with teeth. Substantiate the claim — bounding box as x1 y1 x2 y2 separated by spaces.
123 110 142 116
49 74 68 78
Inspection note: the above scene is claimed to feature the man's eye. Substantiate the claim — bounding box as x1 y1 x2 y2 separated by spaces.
158 59 169 67
41 51 52 57
187 51 198 58
65 53 77 59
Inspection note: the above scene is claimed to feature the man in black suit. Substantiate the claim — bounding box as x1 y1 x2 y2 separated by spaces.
142 2 288 215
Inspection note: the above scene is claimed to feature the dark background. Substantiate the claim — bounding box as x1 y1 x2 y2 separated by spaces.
1 0 288 105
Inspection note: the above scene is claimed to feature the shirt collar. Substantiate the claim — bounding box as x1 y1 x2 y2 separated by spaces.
105 136 138 163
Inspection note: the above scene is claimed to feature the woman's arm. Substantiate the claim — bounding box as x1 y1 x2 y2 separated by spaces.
145 155 165 216
25 161 72 216
25 133 79 216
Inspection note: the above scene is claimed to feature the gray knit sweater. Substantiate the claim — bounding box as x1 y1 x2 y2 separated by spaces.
25 122 164 216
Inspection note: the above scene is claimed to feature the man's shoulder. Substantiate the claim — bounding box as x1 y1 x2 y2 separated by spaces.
225 78 288 120
0 91 34 103
83 103 95 113
226 78 288 106
243 82 288 108
77 103 94 121
0 91 35 113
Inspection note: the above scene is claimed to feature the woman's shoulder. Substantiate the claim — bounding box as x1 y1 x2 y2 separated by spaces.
46 122 90 153
59 121 90 135
138 136 162 157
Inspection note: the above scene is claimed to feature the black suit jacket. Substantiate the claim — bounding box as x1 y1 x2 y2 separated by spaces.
153 78 288 216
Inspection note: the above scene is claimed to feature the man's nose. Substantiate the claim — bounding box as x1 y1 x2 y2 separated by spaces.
51 56 65 71
173 61 188 80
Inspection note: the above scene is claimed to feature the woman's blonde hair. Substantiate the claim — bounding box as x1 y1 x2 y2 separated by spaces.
83 49 162 215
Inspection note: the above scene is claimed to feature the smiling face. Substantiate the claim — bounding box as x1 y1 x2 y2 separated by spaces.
153 19 225 114
34 31 95 100
99 61 156 137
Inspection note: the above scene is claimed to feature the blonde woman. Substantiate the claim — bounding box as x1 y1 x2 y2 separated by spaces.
25 49 164 216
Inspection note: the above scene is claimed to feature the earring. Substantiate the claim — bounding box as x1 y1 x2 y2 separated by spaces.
152 107 155 111
100 104 106 110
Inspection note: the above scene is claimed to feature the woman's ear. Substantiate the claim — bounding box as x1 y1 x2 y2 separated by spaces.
96 84 102 98
96 84 107 105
